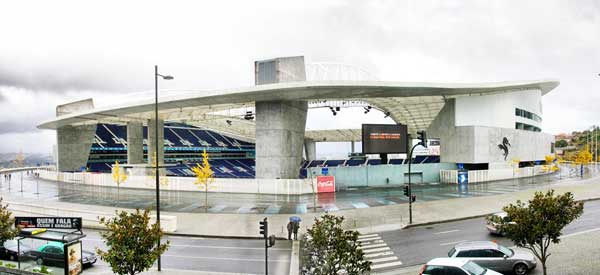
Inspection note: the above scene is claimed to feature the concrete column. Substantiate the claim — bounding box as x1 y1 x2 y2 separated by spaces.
351 141 356 153
147 119 164 165
255 100 308 179
57 124 97 172
304 139 317 161
126 122 144 164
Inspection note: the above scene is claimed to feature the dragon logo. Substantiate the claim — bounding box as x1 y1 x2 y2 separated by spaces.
498 137 511 161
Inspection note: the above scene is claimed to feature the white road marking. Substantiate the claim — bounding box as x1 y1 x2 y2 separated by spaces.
560 227 600 239
370 256 399 263
372 261 403 270
358 234 379 239
364 251 394 258
439 240 467 246
434 229 460 235
358 236 382 242
363 247 391 253
361 243 388 249
359 239 384 245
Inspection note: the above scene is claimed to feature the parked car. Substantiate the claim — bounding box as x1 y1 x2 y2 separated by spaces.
27 242 97 268
0 240 32 261
420 258 502 275
448 241 536 275
486 212 515 235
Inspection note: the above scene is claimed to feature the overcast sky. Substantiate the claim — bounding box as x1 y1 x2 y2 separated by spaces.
1 0 599 155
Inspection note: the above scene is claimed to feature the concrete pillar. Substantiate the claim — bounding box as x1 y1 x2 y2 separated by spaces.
57 124 97 172
147 119 164 165
304 139 317 161
255 100 308 179
126 122 144 164
351 141 356 153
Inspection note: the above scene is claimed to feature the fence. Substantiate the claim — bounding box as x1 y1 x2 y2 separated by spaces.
440 166 553 184
35 169 316 195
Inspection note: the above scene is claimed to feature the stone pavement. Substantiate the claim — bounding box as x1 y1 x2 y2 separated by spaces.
377 227 600 275
2 175 600 239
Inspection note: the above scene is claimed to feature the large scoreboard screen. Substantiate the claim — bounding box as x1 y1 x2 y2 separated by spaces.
361 124 408 154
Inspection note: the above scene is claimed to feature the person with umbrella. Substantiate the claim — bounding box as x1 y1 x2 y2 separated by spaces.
289 216 301 240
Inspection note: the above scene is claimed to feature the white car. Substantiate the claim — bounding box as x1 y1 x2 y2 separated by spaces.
420 258 502 275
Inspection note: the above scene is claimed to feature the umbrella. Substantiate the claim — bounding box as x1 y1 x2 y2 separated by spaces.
289 216 302 222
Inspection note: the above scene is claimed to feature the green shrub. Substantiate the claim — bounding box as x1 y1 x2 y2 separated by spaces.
5 263 16 268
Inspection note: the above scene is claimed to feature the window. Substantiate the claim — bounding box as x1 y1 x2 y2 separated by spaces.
515 122 541 132
456 250 472 257
448 247 456 257
515 108 542 122
487 249 506 257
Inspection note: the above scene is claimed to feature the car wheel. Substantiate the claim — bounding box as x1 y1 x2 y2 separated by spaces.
513 263 528 275
36 257 43 266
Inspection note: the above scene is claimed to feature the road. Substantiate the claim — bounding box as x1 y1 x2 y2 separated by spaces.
76 232 292 274
375 200 600 270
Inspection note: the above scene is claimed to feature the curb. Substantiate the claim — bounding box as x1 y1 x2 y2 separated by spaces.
82 224 289 240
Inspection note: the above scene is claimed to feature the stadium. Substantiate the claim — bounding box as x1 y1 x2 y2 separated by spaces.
38 56 559 191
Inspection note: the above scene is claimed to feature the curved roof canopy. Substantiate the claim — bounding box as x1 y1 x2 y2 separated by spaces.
38 79 559 140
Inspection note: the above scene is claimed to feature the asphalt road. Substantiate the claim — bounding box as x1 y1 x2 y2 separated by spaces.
77 232 292 275
379 199 600 269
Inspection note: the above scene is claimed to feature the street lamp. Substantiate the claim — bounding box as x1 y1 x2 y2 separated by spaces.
154 65 173 271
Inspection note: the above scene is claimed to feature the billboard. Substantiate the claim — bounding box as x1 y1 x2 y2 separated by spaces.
66 241 83 275
15 217 82 230
316 176 335 193
361 124 408 154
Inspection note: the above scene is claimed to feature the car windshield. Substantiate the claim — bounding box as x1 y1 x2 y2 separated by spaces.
462 261 487 275
497 245 514 257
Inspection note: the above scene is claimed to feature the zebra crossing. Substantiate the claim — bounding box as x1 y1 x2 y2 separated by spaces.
358 233 403 272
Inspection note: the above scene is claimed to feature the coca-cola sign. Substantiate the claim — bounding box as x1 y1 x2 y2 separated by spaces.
317 176 335 193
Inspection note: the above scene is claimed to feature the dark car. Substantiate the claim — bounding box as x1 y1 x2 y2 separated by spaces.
0 240 32 261
27 242 97 268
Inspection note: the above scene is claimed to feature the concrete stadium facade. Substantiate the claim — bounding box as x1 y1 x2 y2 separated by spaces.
38 56 559 180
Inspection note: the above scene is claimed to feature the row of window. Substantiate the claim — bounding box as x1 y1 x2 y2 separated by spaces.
515 122 541 132
515 108 542 122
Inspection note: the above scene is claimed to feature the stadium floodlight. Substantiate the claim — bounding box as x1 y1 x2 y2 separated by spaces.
154 65 173 271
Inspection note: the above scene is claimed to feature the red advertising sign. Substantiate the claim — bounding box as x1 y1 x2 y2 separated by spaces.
317 175 335 193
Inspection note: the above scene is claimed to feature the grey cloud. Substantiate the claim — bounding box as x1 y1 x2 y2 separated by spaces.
0 121 38 134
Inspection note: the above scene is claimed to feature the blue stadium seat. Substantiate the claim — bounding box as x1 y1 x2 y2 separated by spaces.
345 159 365 166
324 160 345 167
367 159 382 165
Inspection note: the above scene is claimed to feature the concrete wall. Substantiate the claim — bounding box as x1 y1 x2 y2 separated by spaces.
57 124 96 172
126 122 144 164
428 94 553 164
147 119 164 165
455 89 543 130
256 100 308 178
308 163 457 188
304 139 317 160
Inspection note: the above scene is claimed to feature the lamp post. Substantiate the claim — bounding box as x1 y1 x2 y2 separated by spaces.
154 65 173 271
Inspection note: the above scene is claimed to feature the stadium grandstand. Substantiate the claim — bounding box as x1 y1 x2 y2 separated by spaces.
87 123 440 179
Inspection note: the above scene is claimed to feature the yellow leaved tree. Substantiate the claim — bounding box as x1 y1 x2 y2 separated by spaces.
112 161 128 201
191 150 215 211
572 146 592 177
544 155 559 172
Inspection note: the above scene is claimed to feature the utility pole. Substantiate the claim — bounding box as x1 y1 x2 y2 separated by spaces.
405 130 427 224
259 218 268 275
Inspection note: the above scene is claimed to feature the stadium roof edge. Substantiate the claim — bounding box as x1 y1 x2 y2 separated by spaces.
37 79 559 130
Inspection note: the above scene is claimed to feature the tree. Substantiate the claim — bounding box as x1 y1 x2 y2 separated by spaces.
191 149 215 211
96 209 170 275
0 198 19 246
301 214 371 275
498 190 583 275
112 161 128 202
555 139 568 148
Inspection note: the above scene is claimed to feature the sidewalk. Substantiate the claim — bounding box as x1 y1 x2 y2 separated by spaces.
2 175 600 239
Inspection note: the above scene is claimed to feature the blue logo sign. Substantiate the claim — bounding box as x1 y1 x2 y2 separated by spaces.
321 167 329 175
458 171 468 184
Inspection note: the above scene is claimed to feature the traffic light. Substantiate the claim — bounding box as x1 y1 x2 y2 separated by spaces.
268 235 276 247
259 218 268 239
417 130 427 148
403 185 409 197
